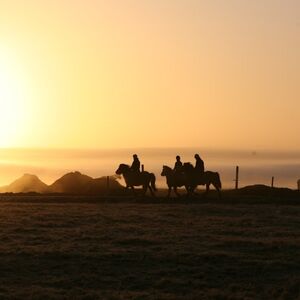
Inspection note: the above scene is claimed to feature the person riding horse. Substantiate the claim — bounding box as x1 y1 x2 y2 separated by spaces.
131 154 141 173
117 155 156 196
174 155 183 173
194 154 204 174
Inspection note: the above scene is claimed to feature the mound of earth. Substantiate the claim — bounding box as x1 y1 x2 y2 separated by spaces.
0 171 123 195
49 171 122 194
238 184 297 197
0 174 48 193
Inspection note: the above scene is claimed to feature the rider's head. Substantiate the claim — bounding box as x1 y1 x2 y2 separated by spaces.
194 154 200 159
133 154 138 159
176 155 180 161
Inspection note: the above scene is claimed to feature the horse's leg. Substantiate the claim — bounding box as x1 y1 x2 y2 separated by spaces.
149 175 156 197
188 185 197 197
186 185 193 197
174 187 180 197
184 185 190 196
167 187 171 198
131 186 138 196
213 183 222 200
203 183 210 198
148 184 155 197
191 181 200 196
191 185 199 196
142 184 147 196
124 185 130 196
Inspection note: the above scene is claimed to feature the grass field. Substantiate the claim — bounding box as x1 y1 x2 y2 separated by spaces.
0 196 299 299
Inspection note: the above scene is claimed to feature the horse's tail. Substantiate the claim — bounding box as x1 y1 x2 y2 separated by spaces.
215 172 222 189
150 173 157 191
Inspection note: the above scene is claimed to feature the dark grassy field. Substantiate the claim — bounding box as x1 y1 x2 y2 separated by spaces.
0 195 300 299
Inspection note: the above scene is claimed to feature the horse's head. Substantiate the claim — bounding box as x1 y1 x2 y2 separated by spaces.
161 165 172 176
115 164 130 175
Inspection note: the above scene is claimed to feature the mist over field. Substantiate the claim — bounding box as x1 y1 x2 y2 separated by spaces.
0 148 299 189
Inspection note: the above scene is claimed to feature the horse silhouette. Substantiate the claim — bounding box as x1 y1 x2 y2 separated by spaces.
116 164 157 196
183 162 222 198
161 165 189 197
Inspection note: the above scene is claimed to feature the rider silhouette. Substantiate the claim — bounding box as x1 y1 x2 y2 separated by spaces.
131 154 141 173
194 154 204 173
174 155 183 173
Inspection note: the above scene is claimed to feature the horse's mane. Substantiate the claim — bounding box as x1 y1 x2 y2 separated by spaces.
163 165 172 171
119 163 130 168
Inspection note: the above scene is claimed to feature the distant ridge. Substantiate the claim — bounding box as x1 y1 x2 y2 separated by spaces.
0 171 122 194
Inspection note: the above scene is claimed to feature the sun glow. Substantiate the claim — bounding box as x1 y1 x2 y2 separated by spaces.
0 51 29 147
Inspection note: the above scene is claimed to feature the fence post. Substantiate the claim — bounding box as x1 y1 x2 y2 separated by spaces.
141 164 144 172
271 176 274 188
106 176 110 193
235 166 239 190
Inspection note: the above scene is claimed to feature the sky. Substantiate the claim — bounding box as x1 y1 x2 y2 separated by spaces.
0 0 299 150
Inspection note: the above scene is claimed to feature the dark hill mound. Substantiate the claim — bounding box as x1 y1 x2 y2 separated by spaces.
49 171 122 194
49 171 94 194
237 184 298 197
0 174 48 193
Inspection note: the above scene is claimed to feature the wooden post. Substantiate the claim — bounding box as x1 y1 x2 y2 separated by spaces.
141 164 144 172
106 176 110 193
271 176 274 188
235 166 239 190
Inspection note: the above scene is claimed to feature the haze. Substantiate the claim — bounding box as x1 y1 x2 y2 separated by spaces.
0 148 299 189
0 0 299 150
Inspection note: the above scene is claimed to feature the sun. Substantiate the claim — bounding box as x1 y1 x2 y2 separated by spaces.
0 53 29 147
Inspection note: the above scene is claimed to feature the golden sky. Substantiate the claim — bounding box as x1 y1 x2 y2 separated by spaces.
0 0 299 150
